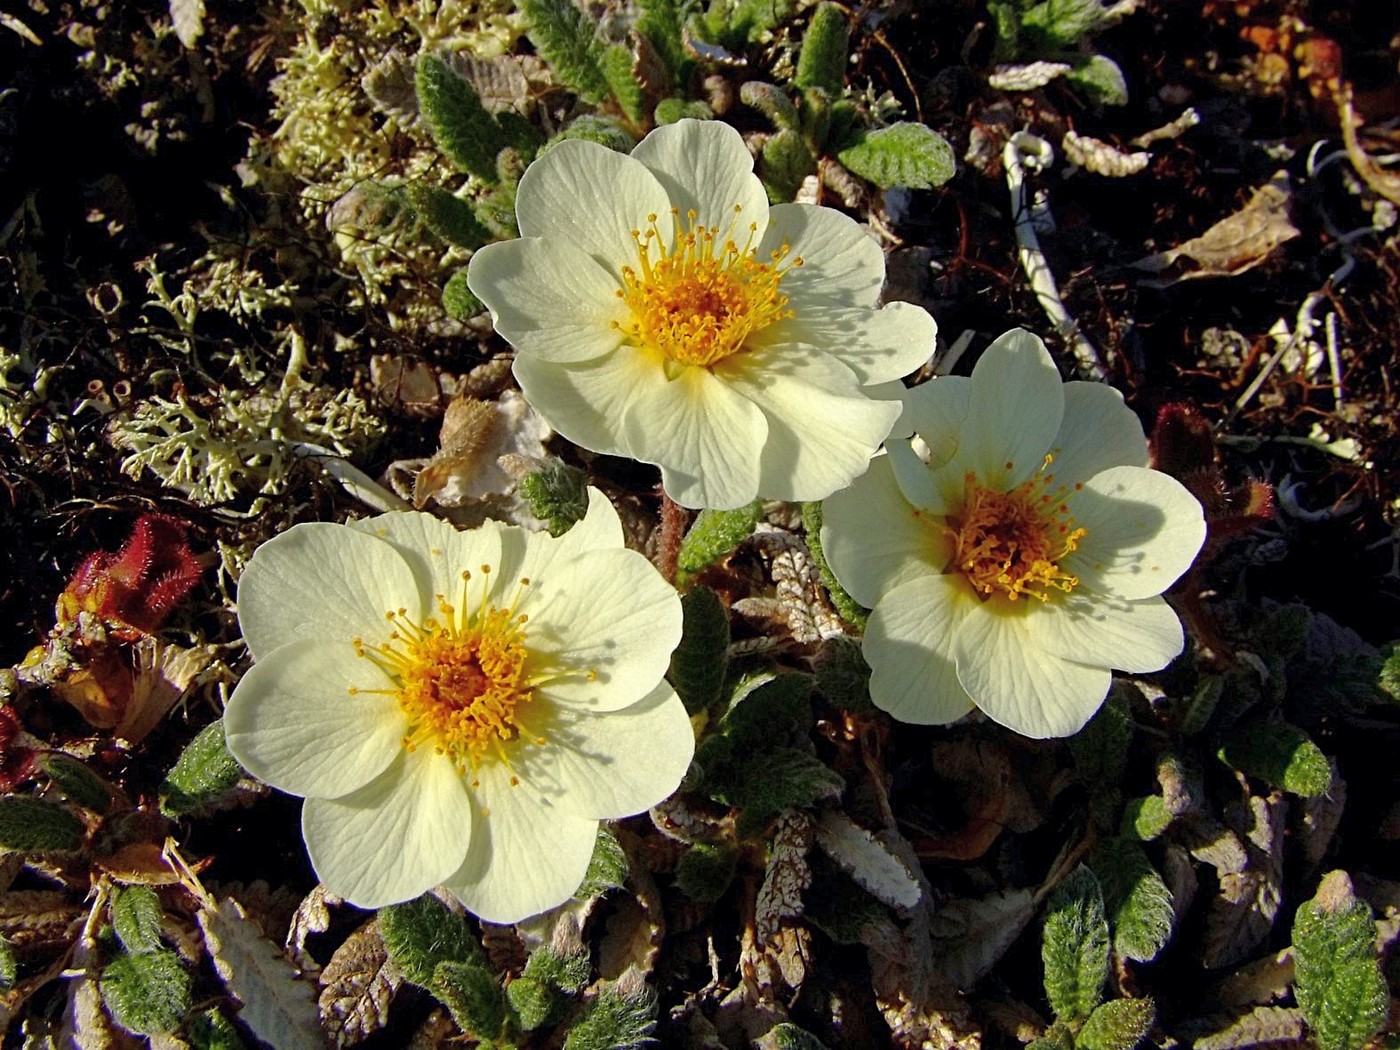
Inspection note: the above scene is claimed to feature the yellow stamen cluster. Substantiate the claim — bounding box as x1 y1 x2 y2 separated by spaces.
352 568 538 776
614 206 801 368
948 458 1087 602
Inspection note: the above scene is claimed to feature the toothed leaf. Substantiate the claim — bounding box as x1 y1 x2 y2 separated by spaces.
0 795 83 852
41 753 112 814
443 268 485 320
1066 54 1128 106
676 842 738 903
1042 866 1109 1021
416 53 506 182
1292 871 1388 1050
669 585 731 714
837 121 955 190
562 980 658 1050
676 501 762 582
519 460 590 536
1076 998 1155 1050
379 894 484 987
1218 720 1332 797
100 950 191 1036
1093 838 1175 963
407 185 492 249
432 959 506 1040
575 825 629 900
161 718 243 816
522 0 612 104
794 3 848 96
112 886 164 955
802 501 867 628
760 128 818 202
602 44 645 123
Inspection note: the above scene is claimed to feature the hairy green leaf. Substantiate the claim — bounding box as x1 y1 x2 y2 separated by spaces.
519 460 590 536
794 3 848 96
1042 866 1110 1021
432 959 506 1040
442 268 485 320
379 894 484 987
1021 0 1114 50
162 718 243 816
813 635 873 712
407 184 492 249
100 950 191 1035
1292 870 1388 1050
801 501 868 628
1378 642 1400 702
507 974 558 1031
669 586 731 714
1066 54 1128 106
760 128 818 202
676 842 739 903
1093 838 1174 963
1218 720 1332 797
677 501 762 582
1076 997 1155 1050
187 1008 248 1050
0 935 15 991
637 0 690 87
727 746 844 836
655 97 713 124
41 753 112 813
575 825 630 900
837 122 955 190
522 0 612 104
563 980 658 1050
1120 795 1172 841
602 44 645 123
740 81 801 132
522 942 592 993
0 795 83 852
416 54 506 182
112 885 164 955
764 1022 832 1049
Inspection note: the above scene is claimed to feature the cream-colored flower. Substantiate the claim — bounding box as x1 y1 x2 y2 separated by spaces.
466 118 936 510
823 330 1207 739
223 490 693 923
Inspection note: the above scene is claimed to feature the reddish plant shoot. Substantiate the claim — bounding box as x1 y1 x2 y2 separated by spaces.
61 515 202 635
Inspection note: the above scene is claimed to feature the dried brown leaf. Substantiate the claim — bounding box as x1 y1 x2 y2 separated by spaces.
371 356 442 417
929 890 1036 991
1202 796 1285 969
1131 174 1298 286
0 890 83 950
748 526 845 644
286 884 336 974
117 639 213 744
598 837 664 981
1298 758 1345 868
752 811 814 992
1185 1005 1306 1049
815 810 921 911
318 918 402 1048
1212 949 1295 1008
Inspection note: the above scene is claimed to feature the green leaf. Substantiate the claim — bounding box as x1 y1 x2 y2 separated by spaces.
654 98 713 124
1041 866 1110 1022
1021 0 1113 50
575 825 629 899
760 128 818 203
161 718 243 817
837 121 955 190
473 183 520 239
1092 838 1174 963
724 746 844 837
1218 720 1332 797
507 974 559 1031
519 460 590 536
111 885 164 955
602 44 645 123
1378 642 1400 702
637 0 691 88
813 635 872 712
701 0 794 47
1180 673 1223 735
669 586 731 714
379 894 485 987
1065 54 1128 107
443 268 485 320
187 1008 248 1050
1120 795 1171 841
765 1022 832 1049
407 184 492 249
522 942 592 993
0 935 16 991
431 959 507 1040
563 980 658 1050
416 53 507 182
1250 603 1312 660
100 950 192 1036
1292 870 1389 1050
720 671 813 739
1028 1022 1076 1050
547 114 638 154
740 81 800 132
41 753 112 813
675 842 738 903
793 3 848 97
801 501 867 628
0 795 83 852
1076 998 1155 1050
676 502 762 583
522 0 612 105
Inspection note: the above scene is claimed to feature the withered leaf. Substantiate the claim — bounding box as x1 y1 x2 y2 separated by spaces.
929 889 1036 991
1131 174 1298 287
287 884 336 974
0 890 83 950
752 811 814 993
318 919 402 1048
814 810 921 911
1201 796 1285 969
1184 1005 1306 1050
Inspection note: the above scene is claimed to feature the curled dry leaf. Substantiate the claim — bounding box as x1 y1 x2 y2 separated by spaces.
814 810 921 911
988 61 1073 90
286 884 336 974
1062 131 1150 177
598 832 665 981
1130 173 1299 287
318 919 402 1048
734 526 845 644
928 890 1036 991
1202 796 1285 969
751 811 814 993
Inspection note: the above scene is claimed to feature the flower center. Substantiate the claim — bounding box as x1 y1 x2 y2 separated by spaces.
614 206 800 368
948 459 1087 602
352 568 540 776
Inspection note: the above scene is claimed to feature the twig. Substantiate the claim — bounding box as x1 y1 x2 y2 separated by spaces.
1002 132 1109 380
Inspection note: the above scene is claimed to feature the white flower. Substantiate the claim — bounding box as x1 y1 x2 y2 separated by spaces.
822 330 1207 739
223 490 693 923
466 118 936 510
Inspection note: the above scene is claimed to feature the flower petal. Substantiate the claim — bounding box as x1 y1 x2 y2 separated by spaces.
349 510 504 603
1030 594 1185 673
953 600 1112 738
466 238 627 363
864 574 979 725
718 344 899 503
753 301 937 385
822 453 946 608
904 375 970 474
886 438 943 513
957 329 1064 489
302 747 474 909
524 547 682 712
512 683 693 819
1062 465 1207 600
224 639 406 799
511 348 650 461
514 139 672 266
628 119 769 230
620 358 768 509
1049 381 1149 482
444 763 599 924
237 524 426 662
760 203 885 308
